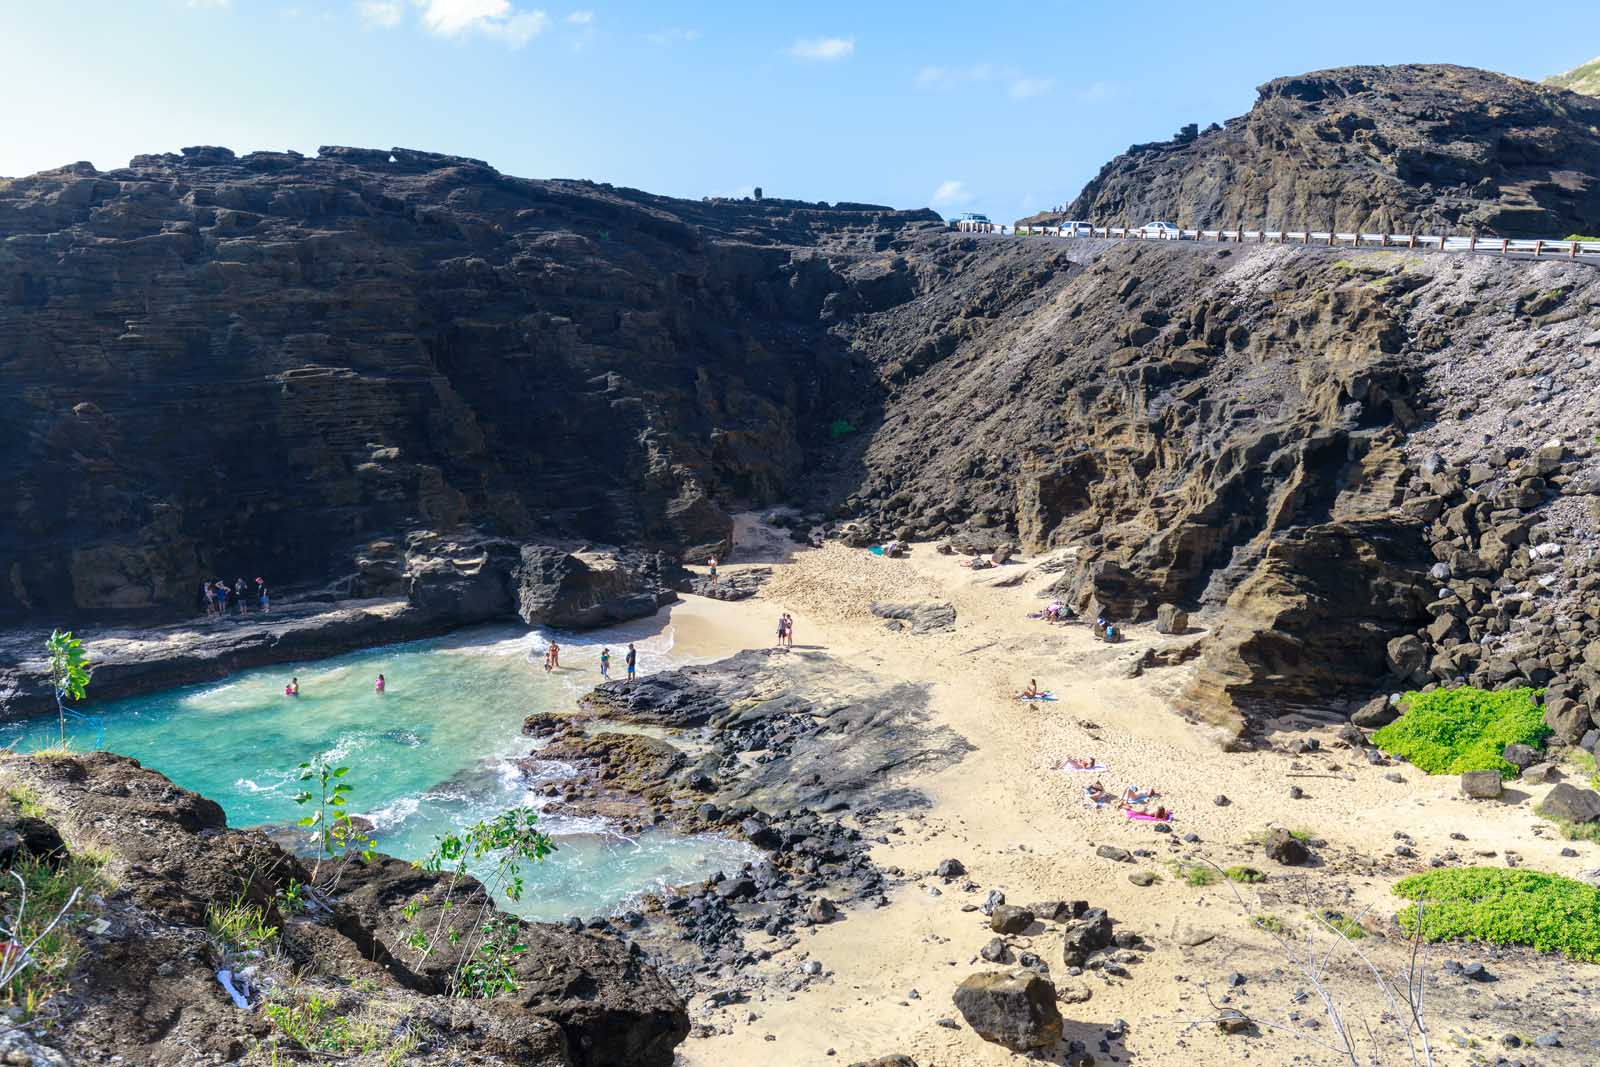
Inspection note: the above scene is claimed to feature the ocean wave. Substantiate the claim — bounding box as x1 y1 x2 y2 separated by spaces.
361 794 420 832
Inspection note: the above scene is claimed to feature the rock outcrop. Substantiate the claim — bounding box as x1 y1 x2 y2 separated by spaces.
0 752 690 1067
1056 65 1600 237
0 147 938 620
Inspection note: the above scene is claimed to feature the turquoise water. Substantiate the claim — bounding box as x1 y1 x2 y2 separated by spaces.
0 620 755 920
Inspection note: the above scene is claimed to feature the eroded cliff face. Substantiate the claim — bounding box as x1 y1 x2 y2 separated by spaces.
833 239 1600 733
1054 64 1600 238
0 146 937 618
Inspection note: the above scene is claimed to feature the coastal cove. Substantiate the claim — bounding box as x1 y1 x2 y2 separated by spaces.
0 614 765 922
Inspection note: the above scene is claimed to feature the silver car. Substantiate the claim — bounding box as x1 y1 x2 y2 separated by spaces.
1138 221 1182 239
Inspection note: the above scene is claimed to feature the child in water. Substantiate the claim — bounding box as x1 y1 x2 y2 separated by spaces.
599 647 610 679
285 677 299 697
375 673 385 694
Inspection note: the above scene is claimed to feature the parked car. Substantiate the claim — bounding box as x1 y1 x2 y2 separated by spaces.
950 212 992 226
1058 220 1093 236
1138 221 1182 239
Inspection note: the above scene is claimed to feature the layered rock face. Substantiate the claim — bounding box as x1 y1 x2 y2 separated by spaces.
0 146 937 619
1055 65 1600 237
834 238 1600 731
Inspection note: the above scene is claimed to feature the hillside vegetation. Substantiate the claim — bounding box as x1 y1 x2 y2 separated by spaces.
1546 55 1600 98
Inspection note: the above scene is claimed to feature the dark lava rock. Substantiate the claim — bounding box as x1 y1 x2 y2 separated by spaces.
1263 828 1310 866
989 905 1035 935
1540 783 1600 824
1061 64 1600 239
1062 910 1114 968
515 545 674 629
1095 845 1132 863
935 858 966 879
1460 770 1503 799
847 1058 920 1067
951 971 1063 1051
979 937 1010 963
1352 694 1400 728
869 601 957 634
1501 742 1540 769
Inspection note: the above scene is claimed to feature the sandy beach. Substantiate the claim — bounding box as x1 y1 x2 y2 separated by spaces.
658 524 1600 1066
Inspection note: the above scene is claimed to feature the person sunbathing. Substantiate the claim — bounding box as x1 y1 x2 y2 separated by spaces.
1061 755 1098 770
1019 679 1041 698
1126 803 1172 820
1084 782 1112 805
1119 784 1159 807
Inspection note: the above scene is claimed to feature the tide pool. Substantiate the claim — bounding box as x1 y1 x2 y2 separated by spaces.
0 620 756 920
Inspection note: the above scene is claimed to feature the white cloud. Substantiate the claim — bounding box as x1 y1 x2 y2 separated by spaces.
787 36 854 62
930 180 973 208
1008 76 1054 101
646 27 701 45
565 9 592 22
1073 80 1122 102
417 0 548 45
916 63 1054 103
187 0 231 7
357 0 404 27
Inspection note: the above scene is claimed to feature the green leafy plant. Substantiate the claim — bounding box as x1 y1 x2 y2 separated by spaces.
1224 865 1265 884
827 418 855 440
6 786 47 821
1394 867 1600 962
406 808 556 998
277 879 308 915
207 896 277 954
292 760 375 887
43 631 92 747
1372 686 1548 777
1254 914 1285 935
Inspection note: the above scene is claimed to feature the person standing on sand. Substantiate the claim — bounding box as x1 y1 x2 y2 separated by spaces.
375 673 385 694
625 643 637 681
782 613 795 649
599 647 611 679
775 613 786 649
708 556 718 591
257 577 270 613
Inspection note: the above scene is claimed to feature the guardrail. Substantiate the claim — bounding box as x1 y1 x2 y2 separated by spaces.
998 223 1600 260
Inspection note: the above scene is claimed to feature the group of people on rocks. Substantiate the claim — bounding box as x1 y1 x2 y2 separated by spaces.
201 576 268 619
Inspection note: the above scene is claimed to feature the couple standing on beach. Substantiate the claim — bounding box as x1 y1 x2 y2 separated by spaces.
593 643 639 681
776 612 794 649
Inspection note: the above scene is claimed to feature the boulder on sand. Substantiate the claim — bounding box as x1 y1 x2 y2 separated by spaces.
515 545 674 629
1460 770 1503 799
1351 694 1399 728
951 971 1063 1051
1155 603 1189 635
1262 828 1309 866
1540 783 1600 824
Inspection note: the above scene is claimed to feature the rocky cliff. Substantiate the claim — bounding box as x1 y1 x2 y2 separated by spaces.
0 146 938 620
1053 65 1600 238
827 237 1600 733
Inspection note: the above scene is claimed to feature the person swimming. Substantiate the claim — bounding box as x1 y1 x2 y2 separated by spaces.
375 673 385 694
285 677 299 697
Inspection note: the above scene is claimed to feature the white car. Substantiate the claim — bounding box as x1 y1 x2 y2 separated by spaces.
1058 220 1093 236
1138 221 1182 239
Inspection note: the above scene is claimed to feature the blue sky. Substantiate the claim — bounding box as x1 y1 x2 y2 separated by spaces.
4 1 1599 220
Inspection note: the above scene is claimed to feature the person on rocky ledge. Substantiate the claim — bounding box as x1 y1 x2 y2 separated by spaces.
625 642 637 680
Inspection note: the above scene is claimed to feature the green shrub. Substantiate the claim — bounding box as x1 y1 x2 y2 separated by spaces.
1394 867 1600 962
1167 862 1217 887
1535 807 1600 843
1224 866 1264 884
1255 914 1286 935
0 853 109 1016
1372 687 1547 777
1315 911 1366 940
207 897 277 954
